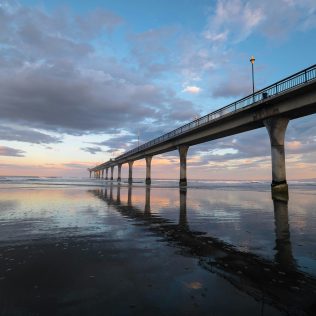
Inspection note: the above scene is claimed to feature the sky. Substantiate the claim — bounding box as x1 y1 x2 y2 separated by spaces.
0 0 316 180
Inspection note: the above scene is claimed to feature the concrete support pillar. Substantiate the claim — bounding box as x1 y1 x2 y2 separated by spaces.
179 188 188 230
273 198 295 269
89 171 92 178
117 164 122 182
264 117 289 199
105 168 109 180
145 186 151 215
178 145 189 187
145 156 152 185
128 161 134 184
101 169 104 179
110 166 114 180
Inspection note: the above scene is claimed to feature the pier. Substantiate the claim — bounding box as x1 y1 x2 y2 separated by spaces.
89 65 316 198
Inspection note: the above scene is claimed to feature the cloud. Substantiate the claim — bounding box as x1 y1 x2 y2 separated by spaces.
204 0 264 43
0 146 25 157
204 0 316 44
81 147 104 155
0 2 198 139
0 125 61 144
212 70 252 98
182 86 202 94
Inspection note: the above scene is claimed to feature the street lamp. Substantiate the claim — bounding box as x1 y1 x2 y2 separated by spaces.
250 55 255 102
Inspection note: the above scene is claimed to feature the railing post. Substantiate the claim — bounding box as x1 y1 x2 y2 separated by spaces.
304 70 308 83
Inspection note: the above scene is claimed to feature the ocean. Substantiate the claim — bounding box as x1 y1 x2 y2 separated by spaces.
0 177 315 315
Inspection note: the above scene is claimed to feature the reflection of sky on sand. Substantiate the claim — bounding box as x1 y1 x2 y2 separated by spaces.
120 186 316 275
1 183 316 314
0 188 129 243
1 184 316 276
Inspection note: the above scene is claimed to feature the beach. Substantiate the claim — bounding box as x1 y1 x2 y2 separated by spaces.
0 178 316 315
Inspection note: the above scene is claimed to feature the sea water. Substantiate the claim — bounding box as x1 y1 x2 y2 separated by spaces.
0 177 315 315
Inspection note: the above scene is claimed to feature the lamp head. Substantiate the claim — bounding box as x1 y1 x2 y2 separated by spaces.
250 55 255 64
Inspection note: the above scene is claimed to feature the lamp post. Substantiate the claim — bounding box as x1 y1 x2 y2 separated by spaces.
250 55 255 102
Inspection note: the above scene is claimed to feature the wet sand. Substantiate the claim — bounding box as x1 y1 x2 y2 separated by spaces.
0 182 316 315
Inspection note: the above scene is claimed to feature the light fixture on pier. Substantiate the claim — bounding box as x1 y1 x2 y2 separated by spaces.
250 55 255 102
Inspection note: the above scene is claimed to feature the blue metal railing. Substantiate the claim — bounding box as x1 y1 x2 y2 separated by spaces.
111 64 316 163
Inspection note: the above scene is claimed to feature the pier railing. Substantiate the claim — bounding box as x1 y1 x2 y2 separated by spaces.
116 64 316 161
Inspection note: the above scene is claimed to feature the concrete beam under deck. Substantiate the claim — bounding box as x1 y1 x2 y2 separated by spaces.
112 80 316 166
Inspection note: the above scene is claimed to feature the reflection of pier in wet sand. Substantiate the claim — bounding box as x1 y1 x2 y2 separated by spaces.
91 185 316 316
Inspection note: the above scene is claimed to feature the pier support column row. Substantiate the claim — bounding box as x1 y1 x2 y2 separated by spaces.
178 145 189 187
105 168 109 180
145 156 152 185
128 161 134 184
264 117 289 199
117 164 122 182
110 166 114 180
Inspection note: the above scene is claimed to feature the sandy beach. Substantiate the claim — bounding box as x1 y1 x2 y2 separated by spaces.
0 178 315 315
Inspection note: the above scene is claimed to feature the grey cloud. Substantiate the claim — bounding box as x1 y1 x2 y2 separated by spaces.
81 147 104 155
0 125 61 144
93 134 135 152
212 74 252 98
0 146 25 157
76 9 123 36
129 26 180 76
0 2 200 140
0 63 171 134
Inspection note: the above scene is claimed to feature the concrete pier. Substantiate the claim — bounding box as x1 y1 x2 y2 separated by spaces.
89 171 92 178
128 161 134 184
145 156 152 185
110 166 114 181
105 168 109 180
101 169 104 179
117 164 122 182
178 145 189 186
90 66 316 189
264 117 289 199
